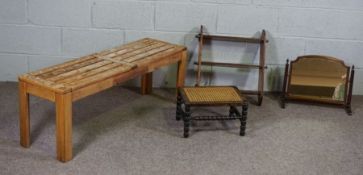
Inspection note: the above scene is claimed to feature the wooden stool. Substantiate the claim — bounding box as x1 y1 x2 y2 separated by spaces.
176 86 248 138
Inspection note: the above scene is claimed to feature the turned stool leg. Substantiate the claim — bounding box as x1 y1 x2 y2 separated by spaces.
183 105 191 138
176 91 182 121
240 102 248 136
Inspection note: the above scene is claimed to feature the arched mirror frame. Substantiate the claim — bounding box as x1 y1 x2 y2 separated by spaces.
281 55 355 115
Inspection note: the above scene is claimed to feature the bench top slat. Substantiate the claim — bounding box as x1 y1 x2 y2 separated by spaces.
66 46 181 88
29 39 152 77
36 39 160 80
19 38 186 93
53 42 173 85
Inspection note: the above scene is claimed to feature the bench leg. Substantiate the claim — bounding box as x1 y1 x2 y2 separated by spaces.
183 105 191 138
55 93 72 162
19 81 30 148
176 50 187 89
240 103 248 136
141 72 153 95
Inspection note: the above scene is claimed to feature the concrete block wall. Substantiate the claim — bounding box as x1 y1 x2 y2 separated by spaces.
0 0 362 94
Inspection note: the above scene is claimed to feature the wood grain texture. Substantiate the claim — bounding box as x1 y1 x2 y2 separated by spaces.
141 72 153 95
19 80 30 148
257 30 267 105
196 26 204 86
26 82 55 102
177 51 187 88
193 61 267 69
20 38 185 93
196 34 266 43
18 38 188 162
56 93 72 162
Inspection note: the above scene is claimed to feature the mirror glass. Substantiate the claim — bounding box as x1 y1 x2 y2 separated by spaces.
289 57 348 101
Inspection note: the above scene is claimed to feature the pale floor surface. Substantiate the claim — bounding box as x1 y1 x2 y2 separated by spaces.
0 82 362 175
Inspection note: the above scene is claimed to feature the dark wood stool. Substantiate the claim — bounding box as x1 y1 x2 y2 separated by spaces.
176 86 248 138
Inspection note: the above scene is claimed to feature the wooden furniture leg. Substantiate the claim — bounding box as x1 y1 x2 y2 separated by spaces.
55 93 72 162
141 72 153 95
196 26 204 86
177 50 187 88
281 59 289 108
183 105 191 138
19 81 30 148
177 87 247 138
346 65 355 115
18 38 187 162
176 90 182 121
257 30 266 106
240 102 248 136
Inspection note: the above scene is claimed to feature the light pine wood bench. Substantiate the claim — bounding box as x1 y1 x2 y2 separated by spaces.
18 38 187 162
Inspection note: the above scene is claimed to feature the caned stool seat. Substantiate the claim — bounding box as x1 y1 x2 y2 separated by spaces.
176 86 248 138
181 86 244 105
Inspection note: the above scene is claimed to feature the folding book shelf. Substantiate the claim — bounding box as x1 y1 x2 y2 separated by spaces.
194 26 268 105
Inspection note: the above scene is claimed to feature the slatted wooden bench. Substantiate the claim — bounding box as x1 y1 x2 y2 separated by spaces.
18 38 187 162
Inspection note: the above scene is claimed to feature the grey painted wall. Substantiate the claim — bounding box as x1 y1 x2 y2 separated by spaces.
0 0 362 94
